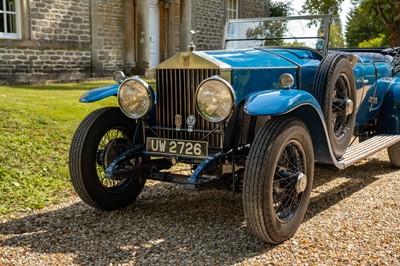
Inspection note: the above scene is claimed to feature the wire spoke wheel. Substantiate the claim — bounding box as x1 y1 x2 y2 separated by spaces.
312 53 356 158
273 140 306 222
243 117 314 244
69 107 146 210
331 73 352 140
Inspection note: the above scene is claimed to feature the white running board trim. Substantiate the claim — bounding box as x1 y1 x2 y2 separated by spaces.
338 134 400 169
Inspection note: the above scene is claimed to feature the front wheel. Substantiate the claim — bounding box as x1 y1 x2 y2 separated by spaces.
69 107 146 210
243 117 314 244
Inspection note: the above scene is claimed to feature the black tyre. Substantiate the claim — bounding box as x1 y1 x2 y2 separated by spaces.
243 117 314 244
388 142 400 168
312 53 357 158
69 107 146 210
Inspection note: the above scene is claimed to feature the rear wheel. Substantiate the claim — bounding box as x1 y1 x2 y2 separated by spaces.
243 117 314 244
388 142 400 168
312 54 357 158
69 107 146 210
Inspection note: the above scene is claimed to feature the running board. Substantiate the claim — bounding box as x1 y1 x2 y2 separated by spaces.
338 134 400 169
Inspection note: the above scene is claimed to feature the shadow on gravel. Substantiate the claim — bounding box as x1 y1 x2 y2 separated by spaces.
305 158 395 222
0 158 397 265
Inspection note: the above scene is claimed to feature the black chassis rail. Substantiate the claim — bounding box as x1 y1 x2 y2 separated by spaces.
103 145 243 190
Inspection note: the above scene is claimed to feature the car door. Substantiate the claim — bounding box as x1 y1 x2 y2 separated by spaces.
354 56 376 126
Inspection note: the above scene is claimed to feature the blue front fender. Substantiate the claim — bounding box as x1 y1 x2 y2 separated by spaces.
79 84 119 103
244 89 344 167
244 89 323 116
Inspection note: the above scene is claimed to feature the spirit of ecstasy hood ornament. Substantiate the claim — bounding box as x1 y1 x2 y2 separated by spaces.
187 30 199 52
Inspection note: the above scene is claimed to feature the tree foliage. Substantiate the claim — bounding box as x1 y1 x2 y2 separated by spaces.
246 1 293 46
303 0 400 47
358 34 387 47
246 20 288 46
329 23 345 47
269 1 293 17
302 0 344 16
354 0 400 46
345 1 389 47
373 0 400 46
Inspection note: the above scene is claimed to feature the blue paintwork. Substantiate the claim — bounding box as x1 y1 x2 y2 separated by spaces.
244 89 322 116
203 48 400 168
204 48 321 102
377 78 400 134
231 68 298 103
79 84 119 103
244 89 341 167
353 58 393 126
205 48 322 68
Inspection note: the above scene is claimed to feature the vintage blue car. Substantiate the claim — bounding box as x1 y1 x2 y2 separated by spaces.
69 15 400 244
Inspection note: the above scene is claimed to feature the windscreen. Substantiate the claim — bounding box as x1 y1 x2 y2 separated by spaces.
224 16 329 52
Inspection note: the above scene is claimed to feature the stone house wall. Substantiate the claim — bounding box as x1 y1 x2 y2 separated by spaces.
30 0 91 42
0 0 126 84
90 0 126 76
194 1 225 51
0 47 91 84
0 0 268 85
242 0 267 19
194 0 267 51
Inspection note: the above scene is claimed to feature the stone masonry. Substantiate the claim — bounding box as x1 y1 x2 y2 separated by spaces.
91 0 126 76
30 0 91 42
0 47 91 84
0 0 126 84
0 0 268 84
242 0 268 19
194 0 225 51
194 0 267 51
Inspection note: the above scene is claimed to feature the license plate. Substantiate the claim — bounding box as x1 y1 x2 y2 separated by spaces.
146 137 208 158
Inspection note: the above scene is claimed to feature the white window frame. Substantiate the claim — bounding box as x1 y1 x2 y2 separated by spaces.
227 0 239 20
0 0 21 39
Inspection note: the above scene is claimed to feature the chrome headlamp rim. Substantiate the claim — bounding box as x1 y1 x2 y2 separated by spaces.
117 77 154 119
113 71 126 83
195 76 236 123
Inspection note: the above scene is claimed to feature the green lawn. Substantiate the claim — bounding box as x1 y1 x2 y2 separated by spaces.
0 81 121 215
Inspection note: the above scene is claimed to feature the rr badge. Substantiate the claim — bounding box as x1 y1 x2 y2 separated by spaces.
186 115 196 132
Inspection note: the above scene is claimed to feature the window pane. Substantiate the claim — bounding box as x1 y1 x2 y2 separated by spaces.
7 13 15 32
0 1 3 11
227 0 238 20
0 14 4 32
6 0 15 12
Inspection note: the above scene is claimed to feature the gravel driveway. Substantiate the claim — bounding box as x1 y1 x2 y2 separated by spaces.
1 150 399 265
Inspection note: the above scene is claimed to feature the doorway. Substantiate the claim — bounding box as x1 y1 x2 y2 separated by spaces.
149 0 160 66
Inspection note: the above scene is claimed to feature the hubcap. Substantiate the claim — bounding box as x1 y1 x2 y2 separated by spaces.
103 138 131 168
296 173 307 193
345 99 354 116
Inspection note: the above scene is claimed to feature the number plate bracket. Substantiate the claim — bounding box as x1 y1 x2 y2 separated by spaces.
146 137 208 158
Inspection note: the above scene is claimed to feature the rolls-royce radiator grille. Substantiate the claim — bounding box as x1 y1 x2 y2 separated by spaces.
156 68 222 149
